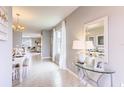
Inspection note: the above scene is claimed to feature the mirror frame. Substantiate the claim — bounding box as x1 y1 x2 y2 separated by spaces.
83 16 108 63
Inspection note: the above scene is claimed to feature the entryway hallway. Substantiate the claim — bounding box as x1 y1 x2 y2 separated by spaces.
15 53 81 87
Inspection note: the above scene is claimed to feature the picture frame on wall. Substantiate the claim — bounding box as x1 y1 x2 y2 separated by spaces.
88 36 95 45
94 57 104 71
97 35 104 46
0 7 8 41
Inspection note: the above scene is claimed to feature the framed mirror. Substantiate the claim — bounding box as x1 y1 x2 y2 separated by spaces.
84 16 108 63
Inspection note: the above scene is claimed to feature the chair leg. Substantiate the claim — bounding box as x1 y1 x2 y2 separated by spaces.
23 67 28 79
12 67 20 81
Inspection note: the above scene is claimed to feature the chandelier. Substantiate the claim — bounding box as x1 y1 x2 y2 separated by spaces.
12 13 25 31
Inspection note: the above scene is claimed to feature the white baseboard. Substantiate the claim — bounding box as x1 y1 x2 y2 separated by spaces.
66 68 79 80
42 57 52 59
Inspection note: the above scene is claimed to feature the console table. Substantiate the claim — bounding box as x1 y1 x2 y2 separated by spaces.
75 62 115 87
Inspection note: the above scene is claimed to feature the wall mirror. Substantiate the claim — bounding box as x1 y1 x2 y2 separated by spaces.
84 16 108 63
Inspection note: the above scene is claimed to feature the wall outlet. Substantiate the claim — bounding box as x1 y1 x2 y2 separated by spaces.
120 82 124 87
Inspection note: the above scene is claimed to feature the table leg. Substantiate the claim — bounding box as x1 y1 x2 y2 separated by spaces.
77 68 86 86
110 74 113 87
78 69 84 80
96 74 104 87
80 69 87 86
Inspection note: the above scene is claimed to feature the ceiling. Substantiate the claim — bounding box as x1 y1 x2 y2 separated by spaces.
12 6 78 38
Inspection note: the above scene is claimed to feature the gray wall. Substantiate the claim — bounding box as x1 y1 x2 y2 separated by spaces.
65 6 124 86
42 30 51 58
0 7 12 86
50 30 53 57
13 31 22 48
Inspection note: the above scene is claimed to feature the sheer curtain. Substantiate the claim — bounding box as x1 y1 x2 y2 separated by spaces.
59 21 66 69
52 28 56 62
52 21 66 69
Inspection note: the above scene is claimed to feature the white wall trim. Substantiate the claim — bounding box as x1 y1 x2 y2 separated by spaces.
66 68 79 80
42 56 52 59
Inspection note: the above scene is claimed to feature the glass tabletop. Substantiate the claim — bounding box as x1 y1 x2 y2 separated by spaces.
75 62 115 74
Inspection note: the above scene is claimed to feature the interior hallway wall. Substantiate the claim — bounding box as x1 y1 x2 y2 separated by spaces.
42 30 51 58
0 7 12 87
13 31 22 48
65 6 124 86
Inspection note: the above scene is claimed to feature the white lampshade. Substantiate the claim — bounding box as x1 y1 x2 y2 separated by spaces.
72 40 84 49
86 41 94 50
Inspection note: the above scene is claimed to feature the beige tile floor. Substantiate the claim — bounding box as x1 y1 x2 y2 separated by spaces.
14 53 82 87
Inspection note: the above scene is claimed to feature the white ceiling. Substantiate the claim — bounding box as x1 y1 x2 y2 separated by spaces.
12 6 78 38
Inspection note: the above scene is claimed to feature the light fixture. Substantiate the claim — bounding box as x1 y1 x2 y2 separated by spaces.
86 41 94 50
12 13 25 31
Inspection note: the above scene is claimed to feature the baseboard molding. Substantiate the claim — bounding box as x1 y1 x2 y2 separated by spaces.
42 57 52 59
66 68 79 80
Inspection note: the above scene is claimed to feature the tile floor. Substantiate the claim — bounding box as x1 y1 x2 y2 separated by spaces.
14 53 82 87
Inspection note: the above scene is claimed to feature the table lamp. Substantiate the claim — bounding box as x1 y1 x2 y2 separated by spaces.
72 40 85 63
86 41 94 50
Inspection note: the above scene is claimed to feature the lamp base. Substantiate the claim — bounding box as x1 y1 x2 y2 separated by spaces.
78 54 85 63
